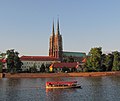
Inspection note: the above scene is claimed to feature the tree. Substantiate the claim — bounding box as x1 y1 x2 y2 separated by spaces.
14 52 23 72
29 63 37 73
101 54 107 71
85 47 102 71
112 51 120 71
71 67 77 72
105 54 113 71
68 56 74 63
40 63 45 72
85 57 94 72
6 49 15 72
45 64 51 73
62 67 70 73
0 62 2 73
6 49 23 73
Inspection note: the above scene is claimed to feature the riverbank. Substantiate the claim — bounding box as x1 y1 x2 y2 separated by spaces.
0 71 120 78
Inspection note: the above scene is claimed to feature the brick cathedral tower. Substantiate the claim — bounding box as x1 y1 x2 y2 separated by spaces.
49 19 63 61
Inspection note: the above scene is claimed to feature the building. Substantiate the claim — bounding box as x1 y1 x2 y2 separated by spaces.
49 19 63 61
21 19 62 71
21 56 59 71
49 19 86 62
49 62 80 73
63 51 86 62
20 19 86 71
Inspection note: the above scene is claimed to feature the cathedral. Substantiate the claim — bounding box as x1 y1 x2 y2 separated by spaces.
49 19 63 61
49 19 86 62
20 19 86 71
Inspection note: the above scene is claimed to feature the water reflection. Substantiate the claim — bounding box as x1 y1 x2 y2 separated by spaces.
0 76 120 101
46 88 79 101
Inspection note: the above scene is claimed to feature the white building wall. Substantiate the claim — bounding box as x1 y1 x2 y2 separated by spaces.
21 60 56 71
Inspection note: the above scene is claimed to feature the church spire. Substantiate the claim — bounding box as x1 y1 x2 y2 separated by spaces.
56 18 60 35
52 20 55 36
49 18 63 61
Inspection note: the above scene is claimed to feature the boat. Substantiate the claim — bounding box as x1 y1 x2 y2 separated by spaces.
46 81 81 89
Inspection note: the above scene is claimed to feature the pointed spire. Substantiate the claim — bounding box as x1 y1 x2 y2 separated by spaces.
52 20 55 36
56 18 60 35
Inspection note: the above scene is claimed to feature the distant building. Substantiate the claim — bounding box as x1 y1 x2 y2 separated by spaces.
49 19 63 61
63 51 86 62
21 56 60 71
21 19 86 71
49 61 86 72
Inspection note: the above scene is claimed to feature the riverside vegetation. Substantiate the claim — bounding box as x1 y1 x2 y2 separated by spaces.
0 47 120 73
85 47 120 72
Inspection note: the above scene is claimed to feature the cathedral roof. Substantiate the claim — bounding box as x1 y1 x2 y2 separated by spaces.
63 51 86 57
20 56 59 61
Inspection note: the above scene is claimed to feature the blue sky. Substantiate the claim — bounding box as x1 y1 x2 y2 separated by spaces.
0 0 120 56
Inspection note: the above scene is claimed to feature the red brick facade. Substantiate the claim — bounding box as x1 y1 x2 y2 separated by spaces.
49 19 63 61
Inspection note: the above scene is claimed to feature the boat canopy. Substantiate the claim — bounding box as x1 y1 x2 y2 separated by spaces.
46 81 77 85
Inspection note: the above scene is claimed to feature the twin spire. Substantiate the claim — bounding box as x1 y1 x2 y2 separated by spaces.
49 18 63 60
52 19 60 36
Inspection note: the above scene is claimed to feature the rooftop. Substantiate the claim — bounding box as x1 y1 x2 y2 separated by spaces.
52 62 78 68
20 56 59 61
63 51 86 57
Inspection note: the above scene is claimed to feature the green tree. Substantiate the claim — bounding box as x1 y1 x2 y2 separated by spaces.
112 51 120 71
6 49 15 72
6 49 22 73
101 54 107 71
14 52 23 72
71 67 77 72
105 54 113 71
62 67 70 73
29 63 37 73
40 63 45 73
0 62 2 73
85 47 102 71
85 57 92 71
0 53 6 58
68 56 74 63
45 64 51 73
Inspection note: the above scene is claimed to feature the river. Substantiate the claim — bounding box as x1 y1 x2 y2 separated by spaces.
0 76 120 101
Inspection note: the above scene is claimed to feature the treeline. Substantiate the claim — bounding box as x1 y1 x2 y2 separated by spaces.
1 48 120 73
85 47 120 72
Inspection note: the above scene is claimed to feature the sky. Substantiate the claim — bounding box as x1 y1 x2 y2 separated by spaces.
0 0 120 56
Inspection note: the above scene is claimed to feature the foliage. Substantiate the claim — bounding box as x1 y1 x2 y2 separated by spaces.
71 67 77 72
105 54 113 71
85 47 102 71
100 54 107 71
45 64 51 73
40 63 45 72
6 49 23 73
112 51 120 71
29 63 37 73
0 62 2 73
68 56 74 62
0 53 6 58
85 47 120 72
62 67 70 73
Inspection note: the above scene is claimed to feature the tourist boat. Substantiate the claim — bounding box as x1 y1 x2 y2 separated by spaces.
46 81 81 89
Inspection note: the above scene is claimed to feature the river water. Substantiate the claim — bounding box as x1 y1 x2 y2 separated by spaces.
0 76 120 101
